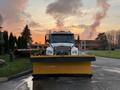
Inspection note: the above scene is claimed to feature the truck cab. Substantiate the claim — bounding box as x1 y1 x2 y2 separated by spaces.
45 31 79 55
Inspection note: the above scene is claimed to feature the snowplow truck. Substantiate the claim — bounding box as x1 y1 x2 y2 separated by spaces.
31 31 96 79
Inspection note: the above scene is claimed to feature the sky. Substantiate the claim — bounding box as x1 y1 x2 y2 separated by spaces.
0 0 120 43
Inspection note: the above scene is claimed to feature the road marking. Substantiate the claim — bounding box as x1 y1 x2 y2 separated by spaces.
92 65 100 68
103 68 120 74
92 64 120 74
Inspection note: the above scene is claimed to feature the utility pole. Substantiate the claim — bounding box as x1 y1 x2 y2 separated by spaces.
0 27 4 54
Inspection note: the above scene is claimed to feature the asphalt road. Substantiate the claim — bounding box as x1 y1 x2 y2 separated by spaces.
0 57 120 90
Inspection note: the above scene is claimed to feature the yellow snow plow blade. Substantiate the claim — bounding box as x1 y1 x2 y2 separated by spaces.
31 55 96 78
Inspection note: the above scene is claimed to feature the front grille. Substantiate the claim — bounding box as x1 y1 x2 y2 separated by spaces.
54 46 71 55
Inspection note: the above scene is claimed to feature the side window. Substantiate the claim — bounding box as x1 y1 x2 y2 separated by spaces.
45 34 50 44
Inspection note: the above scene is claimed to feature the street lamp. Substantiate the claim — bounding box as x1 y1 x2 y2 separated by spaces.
27 42 31 56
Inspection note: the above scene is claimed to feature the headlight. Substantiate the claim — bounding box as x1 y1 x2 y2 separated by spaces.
46 47 53 55
71 47 78 55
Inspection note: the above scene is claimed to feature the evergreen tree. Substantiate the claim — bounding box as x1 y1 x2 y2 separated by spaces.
17 36 22 49
21 36 27 48
9 32 15 50
17 36 27 49
21 25 32 48
3 31 9 53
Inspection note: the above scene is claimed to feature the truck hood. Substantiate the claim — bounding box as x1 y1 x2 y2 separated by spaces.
51 43 74 47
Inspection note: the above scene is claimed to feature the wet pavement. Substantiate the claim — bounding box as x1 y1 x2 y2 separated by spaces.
0 57 120 90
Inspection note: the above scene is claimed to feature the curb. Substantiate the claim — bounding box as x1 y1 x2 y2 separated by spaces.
0 69 32 83
0 77 8 83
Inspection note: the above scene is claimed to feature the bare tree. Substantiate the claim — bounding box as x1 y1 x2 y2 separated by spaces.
116 30 120 48
106 30 120 49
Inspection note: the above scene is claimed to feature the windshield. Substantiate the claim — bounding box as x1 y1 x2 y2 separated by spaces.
50 34 74 43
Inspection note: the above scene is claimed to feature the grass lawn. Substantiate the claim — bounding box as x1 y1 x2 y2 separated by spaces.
88 50 120 59
0 54 32 77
